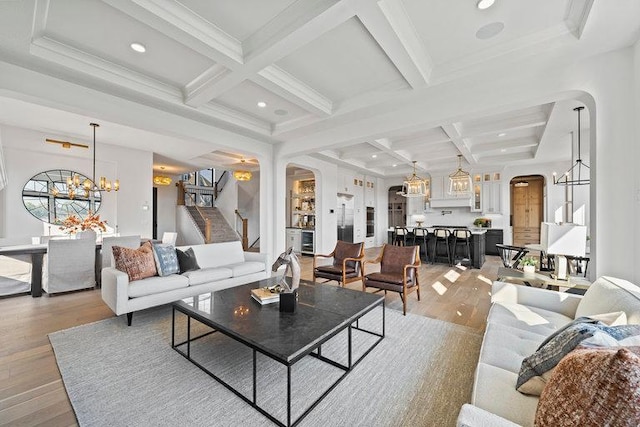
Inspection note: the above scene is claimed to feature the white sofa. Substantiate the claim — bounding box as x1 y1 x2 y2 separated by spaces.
457 276 640 427
101 241 269 325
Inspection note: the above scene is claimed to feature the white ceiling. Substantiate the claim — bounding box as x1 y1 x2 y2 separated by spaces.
0 0 637 176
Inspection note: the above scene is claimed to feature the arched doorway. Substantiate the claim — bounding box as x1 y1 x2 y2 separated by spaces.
510 175 544 246
387 185 406 227
285 165 316 255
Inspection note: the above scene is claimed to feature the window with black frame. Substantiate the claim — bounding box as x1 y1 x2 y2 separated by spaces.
22 170 101 223
197 169 214 187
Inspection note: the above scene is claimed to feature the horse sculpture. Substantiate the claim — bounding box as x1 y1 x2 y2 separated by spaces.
271 246 301 292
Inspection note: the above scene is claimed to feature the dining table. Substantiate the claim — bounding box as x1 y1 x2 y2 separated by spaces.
0 243 105 297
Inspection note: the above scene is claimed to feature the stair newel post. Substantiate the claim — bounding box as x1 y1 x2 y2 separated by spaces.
242 218 248 251
204 218 211 244
177 180 185 206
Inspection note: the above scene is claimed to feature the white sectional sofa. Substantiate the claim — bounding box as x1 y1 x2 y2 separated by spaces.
101 241 269 325
457 276 640 427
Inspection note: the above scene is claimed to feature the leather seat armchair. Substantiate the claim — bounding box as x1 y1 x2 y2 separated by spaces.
363 244 421 315
313 241 365 287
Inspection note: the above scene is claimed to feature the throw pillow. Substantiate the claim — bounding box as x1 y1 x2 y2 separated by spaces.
517 319 640 396
152 244 179 277
534 346 640 427
112 241 157 282
176 247 200 274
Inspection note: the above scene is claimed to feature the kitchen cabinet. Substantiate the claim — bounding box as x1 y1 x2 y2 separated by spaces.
512 177 543 246
471 174 482 212
364 178 375 207
285 228 301 253
338 171 357 195
429 174 471 208
482 172 502 214
485 229 503 255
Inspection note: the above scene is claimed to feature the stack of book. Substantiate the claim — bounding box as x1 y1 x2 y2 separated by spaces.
251 287 280 305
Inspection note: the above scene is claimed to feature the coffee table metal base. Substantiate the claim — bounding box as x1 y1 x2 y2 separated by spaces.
171 301 385 427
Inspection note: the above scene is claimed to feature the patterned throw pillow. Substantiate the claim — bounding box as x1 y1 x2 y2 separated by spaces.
535 346 640 427
112 241 157 282
176 247 200 274
152 244 179 276
517 318 640 395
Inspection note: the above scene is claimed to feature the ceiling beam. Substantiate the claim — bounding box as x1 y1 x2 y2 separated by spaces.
441 123 475 165
470 136 539 154
354 0 431 89
102 0 243 66
254 66 333 116
461 111 548 138
184 1 354 107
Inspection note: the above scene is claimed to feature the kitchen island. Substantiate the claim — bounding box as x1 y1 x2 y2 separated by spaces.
386 226 486 268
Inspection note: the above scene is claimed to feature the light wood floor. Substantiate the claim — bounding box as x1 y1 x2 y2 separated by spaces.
0 249 501 426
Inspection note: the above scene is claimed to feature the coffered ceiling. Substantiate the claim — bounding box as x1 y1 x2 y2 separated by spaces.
0 0 638 176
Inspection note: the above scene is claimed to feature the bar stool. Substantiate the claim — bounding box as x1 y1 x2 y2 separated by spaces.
431 228 452 265
394 226 409 246
452 228 472 267
412 227 429 262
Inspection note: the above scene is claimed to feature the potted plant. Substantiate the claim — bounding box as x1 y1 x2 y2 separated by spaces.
521 256 537 275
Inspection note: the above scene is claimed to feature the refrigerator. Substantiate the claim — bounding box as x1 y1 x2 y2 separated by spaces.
337 194 354 243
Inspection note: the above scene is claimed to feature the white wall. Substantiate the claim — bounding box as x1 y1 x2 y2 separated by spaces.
0 125 152 244
238 172 261 248
215 170 239 234
154 180 177 240
634 40 640 284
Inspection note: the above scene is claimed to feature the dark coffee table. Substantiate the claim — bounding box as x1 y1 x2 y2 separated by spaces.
171 277 384 427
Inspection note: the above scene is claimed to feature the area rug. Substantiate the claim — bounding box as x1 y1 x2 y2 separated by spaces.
49 305 482 426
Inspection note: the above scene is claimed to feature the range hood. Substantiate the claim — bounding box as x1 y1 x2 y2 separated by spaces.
429 197 472 208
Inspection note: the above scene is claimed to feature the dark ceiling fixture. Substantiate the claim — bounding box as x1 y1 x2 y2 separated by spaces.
553 106 590 186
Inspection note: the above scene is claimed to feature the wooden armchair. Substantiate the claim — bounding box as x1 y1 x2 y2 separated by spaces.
313 241 365 287
363 244 421 315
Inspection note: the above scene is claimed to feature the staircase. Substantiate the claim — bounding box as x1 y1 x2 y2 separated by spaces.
185 206 239 243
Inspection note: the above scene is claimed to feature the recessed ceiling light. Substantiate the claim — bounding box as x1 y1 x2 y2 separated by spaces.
500 149 507 152
476 22 504 39
130 42 146 53
498 132 507 137
372 154 377 158
392 164 397 167
477 0 495 10
257 101 267 108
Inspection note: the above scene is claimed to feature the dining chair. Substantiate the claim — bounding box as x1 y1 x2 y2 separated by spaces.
0 254 31 296
43 238 96 294
162 232 178 246
452 228 472 267
431 228 452 265
313 240 365 287
495 244 529 269
393 226 409 246
412 227 429 262
363 244 420 315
